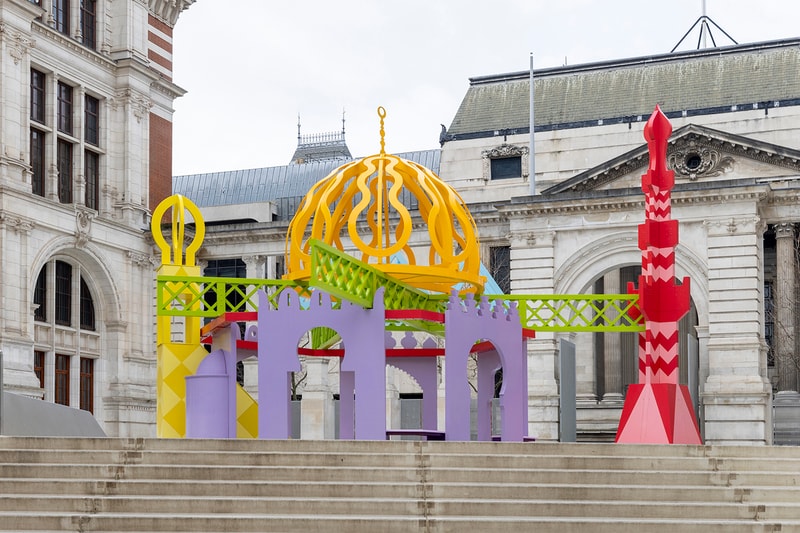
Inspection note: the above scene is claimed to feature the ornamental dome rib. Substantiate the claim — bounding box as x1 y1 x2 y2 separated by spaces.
284 107 484 294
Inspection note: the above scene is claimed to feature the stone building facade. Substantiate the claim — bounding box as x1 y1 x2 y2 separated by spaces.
177 39 800 445
0 0 194 436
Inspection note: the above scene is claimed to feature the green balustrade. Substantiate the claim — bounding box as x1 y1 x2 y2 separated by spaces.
156 241 644 333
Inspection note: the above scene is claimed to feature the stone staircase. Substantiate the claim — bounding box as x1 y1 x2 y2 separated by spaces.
0 437 797 532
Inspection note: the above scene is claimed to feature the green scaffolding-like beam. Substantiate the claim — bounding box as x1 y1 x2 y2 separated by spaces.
156 241 644 333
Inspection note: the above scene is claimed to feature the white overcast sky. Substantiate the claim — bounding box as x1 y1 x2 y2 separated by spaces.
171 0 800 176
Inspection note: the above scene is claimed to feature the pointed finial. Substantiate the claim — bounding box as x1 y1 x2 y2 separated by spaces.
377 106 387 155
342 107 346 136
297 114 301 141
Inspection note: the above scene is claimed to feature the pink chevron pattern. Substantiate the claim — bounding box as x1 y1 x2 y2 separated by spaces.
616 106 701 444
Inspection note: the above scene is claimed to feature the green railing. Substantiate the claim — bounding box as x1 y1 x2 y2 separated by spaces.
487 294 643 332
157 282 643 334
308 239 441 312
156 275 303 317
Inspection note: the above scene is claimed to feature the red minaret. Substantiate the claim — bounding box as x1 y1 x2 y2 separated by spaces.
616 106 702 444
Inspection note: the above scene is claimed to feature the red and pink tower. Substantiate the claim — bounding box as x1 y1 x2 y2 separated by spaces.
616 106 702 444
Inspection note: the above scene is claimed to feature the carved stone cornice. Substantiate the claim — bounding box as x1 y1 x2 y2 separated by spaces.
31 23 114 70
545 125 800 195
127 250 155 268
148 0 196 26
0 213 36 234
499 186 769 218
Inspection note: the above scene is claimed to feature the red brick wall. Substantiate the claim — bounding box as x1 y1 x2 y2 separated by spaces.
150 113 172 212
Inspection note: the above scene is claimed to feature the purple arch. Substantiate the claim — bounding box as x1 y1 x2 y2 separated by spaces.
258 288 387 440
445 294 527 441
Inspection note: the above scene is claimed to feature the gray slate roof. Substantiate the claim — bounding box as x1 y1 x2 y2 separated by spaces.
173 149 441 219
447 39 800 138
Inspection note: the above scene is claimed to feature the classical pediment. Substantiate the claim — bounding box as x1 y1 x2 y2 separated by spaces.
543 124 800 195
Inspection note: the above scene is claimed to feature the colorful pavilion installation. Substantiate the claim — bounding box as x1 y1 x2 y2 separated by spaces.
153 106 701 444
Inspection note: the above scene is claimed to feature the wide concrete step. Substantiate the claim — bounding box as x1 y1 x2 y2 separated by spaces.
4 437 800 460
0 512 792 533
5 477 800 504
6 448 799 473
0 494 798 521
1 462 796 489
0 438 798 532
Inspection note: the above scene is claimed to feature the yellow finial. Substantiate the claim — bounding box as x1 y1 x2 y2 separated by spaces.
377 106 386 155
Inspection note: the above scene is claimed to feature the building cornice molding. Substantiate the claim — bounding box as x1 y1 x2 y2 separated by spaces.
544 124 800 195
148 0 196 27
31 23 115 72
498 184 770 217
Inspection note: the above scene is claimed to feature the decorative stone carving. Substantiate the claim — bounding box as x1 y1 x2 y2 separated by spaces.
0 24 35 65
127 250 154 269
0 213 35 234
148 0 196 26
668 146 734 180
481 144 530 180
112 89 153 123
75 208 94 247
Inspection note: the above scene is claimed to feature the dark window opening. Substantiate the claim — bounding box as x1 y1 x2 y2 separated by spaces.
31 69 45 123
79 357 93 412
55 354 70 405
34 265 47 322
489 246 511 294
55 260 72 326
53 0 69 35
685 153 702 170
80 0 96 49
84 94 99 145
34 351 45 391
205 258 247 313
80 277 95 330
490 156 522 180
57 82 73 135
31 129 46 197
57 140 73 203
84 150 99 210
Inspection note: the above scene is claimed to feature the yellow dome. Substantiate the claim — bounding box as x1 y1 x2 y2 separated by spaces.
285 107 484 294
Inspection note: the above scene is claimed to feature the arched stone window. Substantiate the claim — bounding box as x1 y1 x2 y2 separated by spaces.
32 258 100 413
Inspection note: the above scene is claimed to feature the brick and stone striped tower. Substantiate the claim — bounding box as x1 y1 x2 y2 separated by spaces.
147 1 195 211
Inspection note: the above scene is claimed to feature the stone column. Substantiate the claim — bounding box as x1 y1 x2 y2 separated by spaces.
775 223 797 393
242 255 265 279
602 271 623 401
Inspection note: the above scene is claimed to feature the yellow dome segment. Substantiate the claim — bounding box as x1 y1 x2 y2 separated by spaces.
285 108 484 294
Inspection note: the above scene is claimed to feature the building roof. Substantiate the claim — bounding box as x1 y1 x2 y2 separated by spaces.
172 149 441 220
290 130 352 164
447 39 800 140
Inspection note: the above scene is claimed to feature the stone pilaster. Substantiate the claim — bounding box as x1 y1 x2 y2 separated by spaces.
701 216 772 445
509 228 559 441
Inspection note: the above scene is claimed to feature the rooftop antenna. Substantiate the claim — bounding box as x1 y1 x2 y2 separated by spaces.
342 108 346 136
297 114 301 142
670 0 737 53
